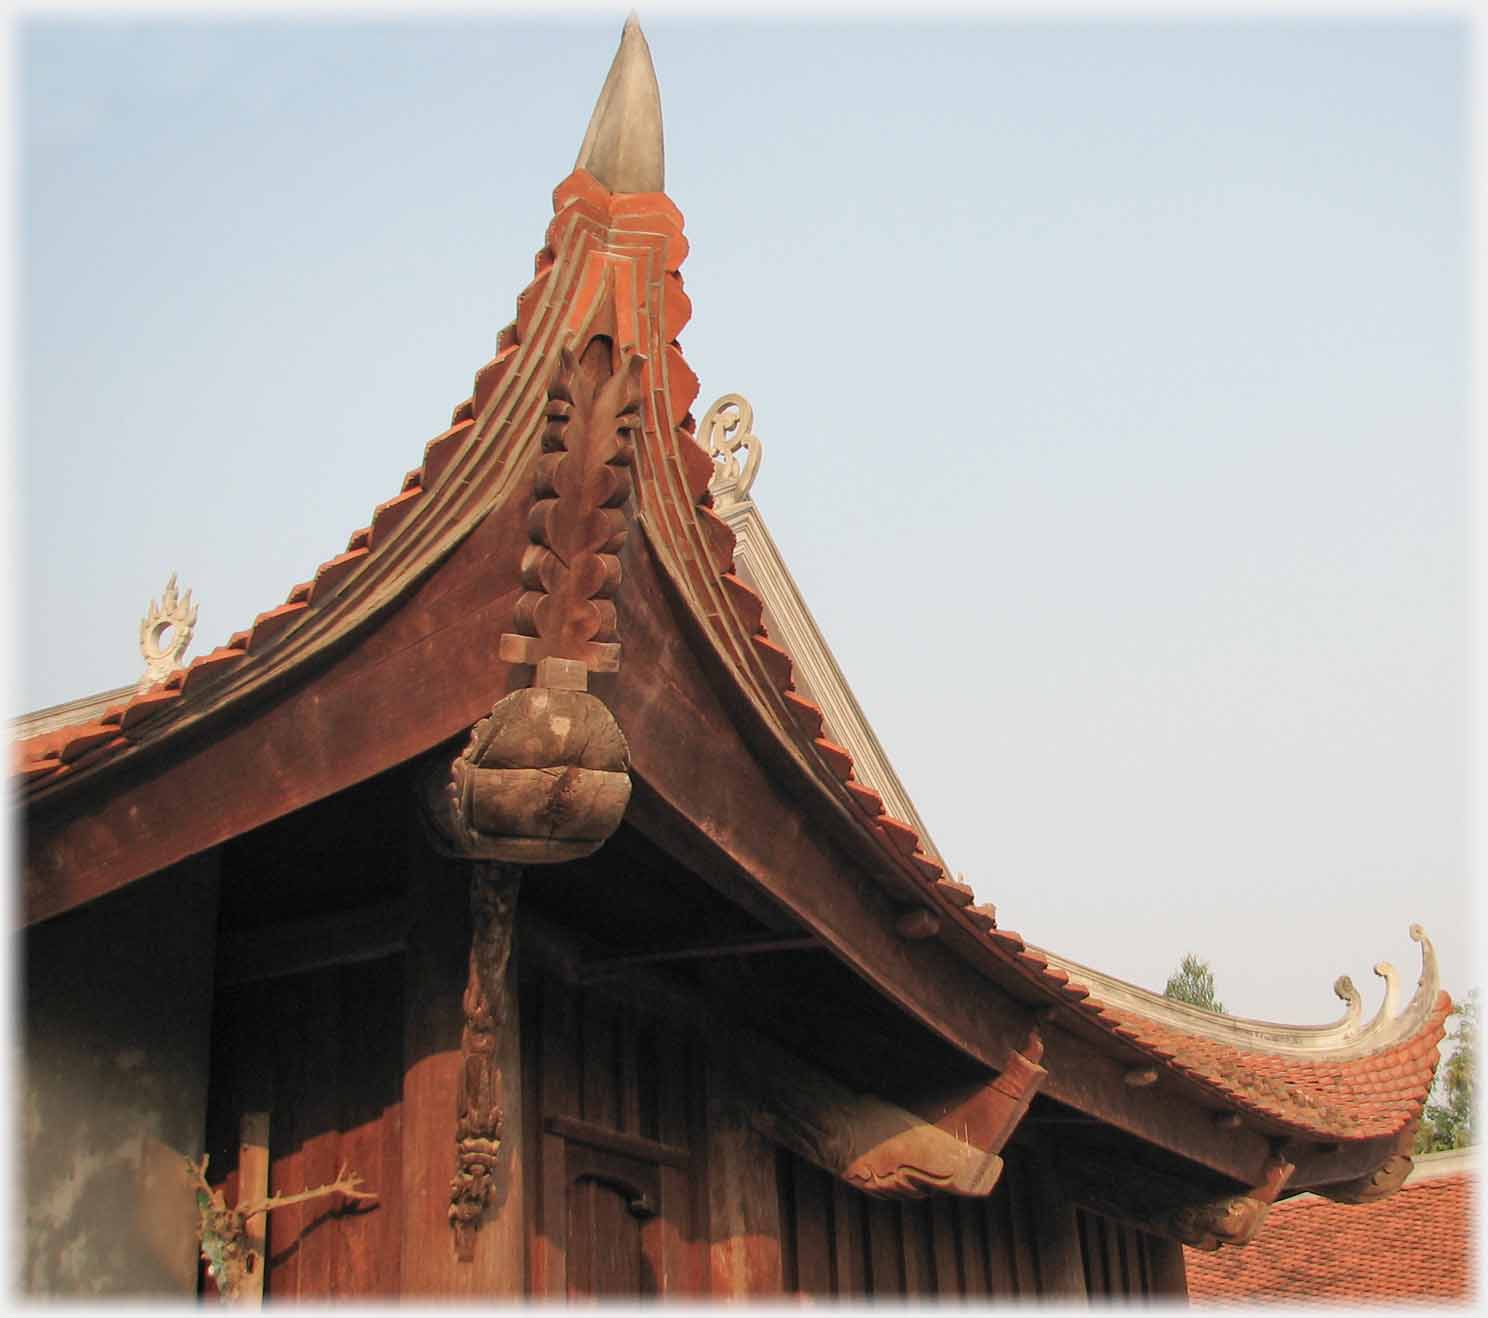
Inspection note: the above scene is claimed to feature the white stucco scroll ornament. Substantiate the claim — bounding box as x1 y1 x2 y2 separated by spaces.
138 572 198 690
700 392 762 512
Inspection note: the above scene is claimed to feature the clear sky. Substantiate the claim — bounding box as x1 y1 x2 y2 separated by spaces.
15 10 1473 1026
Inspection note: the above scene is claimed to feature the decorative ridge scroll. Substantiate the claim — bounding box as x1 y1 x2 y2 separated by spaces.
699 393 761 512
1033 924 1442 1061
499 338 645 675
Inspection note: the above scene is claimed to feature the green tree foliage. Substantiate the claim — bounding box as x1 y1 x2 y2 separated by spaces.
1415 989 1476 1154
1163 954 1224 1014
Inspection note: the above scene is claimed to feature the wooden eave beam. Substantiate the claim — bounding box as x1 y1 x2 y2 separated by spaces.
622 782 1271 1188
607 506 1319 1189
21 505 533 928
579 934 822 979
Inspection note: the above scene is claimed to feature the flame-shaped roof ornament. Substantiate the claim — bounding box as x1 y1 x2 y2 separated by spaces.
138 572 198 690
574 14 665 195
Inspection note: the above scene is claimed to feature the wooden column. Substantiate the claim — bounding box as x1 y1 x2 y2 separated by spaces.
705 1039 784 1297
1022 1134 1088 1299
400 846 525 1296
1147 1233 1190 1299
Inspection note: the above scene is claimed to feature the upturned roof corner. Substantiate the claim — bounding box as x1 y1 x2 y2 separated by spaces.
574 14 665 195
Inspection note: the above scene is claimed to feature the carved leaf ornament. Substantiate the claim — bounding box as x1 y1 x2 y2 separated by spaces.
499 337 644 674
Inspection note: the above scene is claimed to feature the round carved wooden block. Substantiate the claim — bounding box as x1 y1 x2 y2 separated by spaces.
434 686 632 862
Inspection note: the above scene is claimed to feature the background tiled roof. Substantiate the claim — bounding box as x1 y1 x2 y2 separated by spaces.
1185 1159 1475 1305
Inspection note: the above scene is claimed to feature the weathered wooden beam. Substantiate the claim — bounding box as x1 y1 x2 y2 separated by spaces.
1285 1133 1404 1194
580 935 822 978
23 504 534 928
543 1115 690 1169
726 1028 1004 1200
1055 1141 1294 1252
215 899 409 988
622 778 1273 1187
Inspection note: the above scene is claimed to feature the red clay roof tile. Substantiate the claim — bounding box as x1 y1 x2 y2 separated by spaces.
1185 1169 1474 1303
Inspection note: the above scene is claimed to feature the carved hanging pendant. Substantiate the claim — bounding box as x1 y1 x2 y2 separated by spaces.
449 862 521 1261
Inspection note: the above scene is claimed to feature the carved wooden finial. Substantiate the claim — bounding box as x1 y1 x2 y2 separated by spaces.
573 14 665 194
498 338 644 680
699 393 762 512
138 572 198 689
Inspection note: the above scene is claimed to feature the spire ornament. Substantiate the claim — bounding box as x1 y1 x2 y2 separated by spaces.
573 14 665 194
138 573 198 690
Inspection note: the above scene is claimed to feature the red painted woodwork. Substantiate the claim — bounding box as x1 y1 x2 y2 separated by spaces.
523 968 706 1298
202 958 404 1300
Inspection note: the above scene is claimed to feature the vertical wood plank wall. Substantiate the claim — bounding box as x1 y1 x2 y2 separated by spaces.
203 958 404 1300
205 945 1181 1302
1076 1206 1188 1299
519 962 1172 1302
775 1141 1092 1299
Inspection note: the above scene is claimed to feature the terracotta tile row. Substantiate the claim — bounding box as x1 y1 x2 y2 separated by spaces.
16 245 544 795
1186 1171 1474 1303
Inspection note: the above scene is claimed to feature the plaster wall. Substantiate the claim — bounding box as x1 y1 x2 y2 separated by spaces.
19 852 220 1297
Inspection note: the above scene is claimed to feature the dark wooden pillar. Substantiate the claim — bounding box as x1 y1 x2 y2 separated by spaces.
705 1040 785 1297
1024 1133 1089 1299
1149 1234 1190 1299
400 844 525 1296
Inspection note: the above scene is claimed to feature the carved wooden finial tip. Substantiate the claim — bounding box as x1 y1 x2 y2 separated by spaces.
574 14 665 194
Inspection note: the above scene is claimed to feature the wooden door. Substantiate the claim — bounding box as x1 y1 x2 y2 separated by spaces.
524 970 705 1297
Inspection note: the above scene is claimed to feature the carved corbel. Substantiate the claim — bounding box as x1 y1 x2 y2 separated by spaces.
732 1030 1003 1199
1313 1121 1416 1205
420 333 644 1259
1168 1149 1295 1250
1058 1143 1295 1252
908 1023 1048 1160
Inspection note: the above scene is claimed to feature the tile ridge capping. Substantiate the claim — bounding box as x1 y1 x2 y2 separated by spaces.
1028 926 1444 1063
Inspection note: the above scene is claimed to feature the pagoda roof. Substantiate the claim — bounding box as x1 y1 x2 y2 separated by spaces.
17 18 1448 1190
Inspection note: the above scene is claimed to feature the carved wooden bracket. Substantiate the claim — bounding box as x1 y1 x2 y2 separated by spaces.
904 1023 1048 1163
1057 1142 1296 1252
730 1029 1037 1200
449 862 521 1262
1312 1121 1416 1205
422 678 630 1261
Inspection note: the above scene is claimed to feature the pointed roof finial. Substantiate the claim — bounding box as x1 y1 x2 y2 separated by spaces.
574 14 665 194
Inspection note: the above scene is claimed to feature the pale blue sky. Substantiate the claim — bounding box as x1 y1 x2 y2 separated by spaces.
15 14 1472 1024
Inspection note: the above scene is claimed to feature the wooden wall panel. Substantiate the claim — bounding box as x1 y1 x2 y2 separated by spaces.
762 1138 1170 1302
204 956 403 1301
523 967 708 1299
1076 1205 1177 1299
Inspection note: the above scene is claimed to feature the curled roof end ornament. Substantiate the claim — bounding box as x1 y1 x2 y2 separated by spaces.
1369 961 1401 1033
1332 975 1363 1028
574 14 665 194
1032 923 1442 1059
